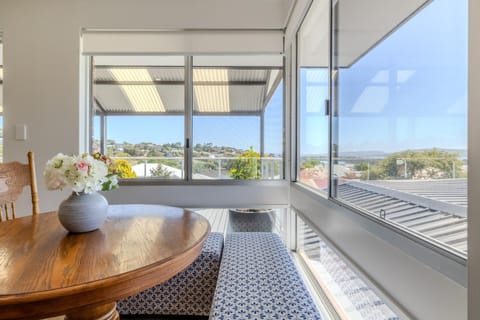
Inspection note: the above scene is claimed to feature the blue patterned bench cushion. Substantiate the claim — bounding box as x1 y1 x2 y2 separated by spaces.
117 232 224 316
210 232 322 320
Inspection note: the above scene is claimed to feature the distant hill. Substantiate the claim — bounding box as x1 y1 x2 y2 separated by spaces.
339 150 388 159
303 148 467 160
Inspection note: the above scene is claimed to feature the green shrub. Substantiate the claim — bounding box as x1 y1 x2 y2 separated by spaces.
229 146 261 180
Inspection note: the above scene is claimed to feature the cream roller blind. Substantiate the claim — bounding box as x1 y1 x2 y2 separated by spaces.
82 30 284 55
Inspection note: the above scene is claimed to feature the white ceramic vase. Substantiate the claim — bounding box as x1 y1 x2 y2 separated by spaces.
58 192 108 233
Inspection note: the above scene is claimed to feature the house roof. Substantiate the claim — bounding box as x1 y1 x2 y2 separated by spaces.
337 179 467 254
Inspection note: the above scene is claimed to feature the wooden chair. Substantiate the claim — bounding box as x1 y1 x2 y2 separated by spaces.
0 151 39 221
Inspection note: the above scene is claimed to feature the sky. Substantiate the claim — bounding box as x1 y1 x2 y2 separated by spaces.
101 84 284 155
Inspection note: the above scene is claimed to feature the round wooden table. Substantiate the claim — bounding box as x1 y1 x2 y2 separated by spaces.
0 204 211 320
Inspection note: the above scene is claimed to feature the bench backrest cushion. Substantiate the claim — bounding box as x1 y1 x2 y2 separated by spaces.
210 232 322 320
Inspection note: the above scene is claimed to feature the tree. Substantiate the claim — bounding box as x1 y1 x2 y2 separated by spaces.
229 146 261 180
354 162 369 171
358 148 465 180
360 165 385 180
159 159 182 169
301 158 322 169
112 151 131 158
115 159 136 178
150 164 172 179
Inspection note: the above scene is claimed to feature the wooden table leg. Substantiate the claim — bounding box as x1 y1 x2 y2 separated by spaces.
64 302 119 320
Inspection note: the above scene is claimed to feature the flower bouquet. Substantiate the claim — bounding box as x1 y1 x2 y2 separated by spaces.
44 152 119 233
44 152 118 194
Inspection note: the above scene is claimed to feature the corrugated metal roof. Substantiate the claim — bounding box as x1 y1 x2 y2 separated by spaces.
94 66 281 115
360 179 467 207
149 68 184 82
337 180 467 253
95 84 183 113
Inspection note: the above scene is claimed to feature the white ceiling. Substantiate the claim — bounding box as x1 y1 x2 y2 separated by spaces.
337 0 430 67
299 0 430 67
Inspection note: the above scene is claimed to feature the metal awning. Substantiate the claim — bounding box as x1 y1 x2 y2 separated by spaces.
93 66 282 116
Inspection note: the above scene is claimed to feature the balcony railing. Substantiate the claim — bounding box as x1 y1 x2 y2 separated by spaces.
112 156 283 180
299 156 467 182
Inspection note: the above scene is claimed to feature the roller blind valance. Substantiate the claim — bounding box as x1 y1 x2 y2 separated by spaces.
82 30 284 55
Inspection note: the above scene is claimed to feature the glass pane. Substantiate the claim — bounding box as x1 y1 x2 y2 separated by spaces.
92 56 185 179
192 55 284 180
264 81 284 179
332 0 468 255
297 0 330 194
296 214 401 319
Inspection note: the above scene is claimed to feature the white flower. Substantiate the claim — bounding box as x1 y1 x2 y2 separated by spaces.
44 153 119 194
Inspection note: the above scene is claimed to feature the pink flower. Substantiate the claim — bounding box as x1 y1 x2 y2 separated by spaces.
76 160 89 172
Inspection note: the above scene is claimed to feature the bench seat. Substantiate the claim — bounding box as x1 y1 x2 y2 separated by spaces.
117 232 224 316
209 232 322 320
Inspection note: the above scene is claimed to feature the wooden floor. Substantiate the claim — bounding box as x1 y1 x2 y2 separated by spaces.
192 208 229 234
194 208 286 240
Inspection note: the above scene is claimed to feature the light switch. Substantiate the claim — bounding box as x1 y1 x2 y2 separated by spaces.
15 124 27 141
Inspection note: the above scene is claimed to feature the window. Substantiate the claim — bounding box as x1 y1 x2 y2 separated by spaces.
91 54 284 181
330 0 468 256
192 56 284 180
92 56 185 179
297 0 330 194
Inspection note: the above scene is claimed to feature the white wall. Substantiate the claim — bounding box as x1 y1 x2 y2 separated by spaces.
468 0 480 319
0 0 291 214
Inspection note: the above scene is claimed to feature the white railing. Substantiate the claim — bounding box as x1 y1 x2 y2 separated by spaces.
299 155 468 181
112 156 283 180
